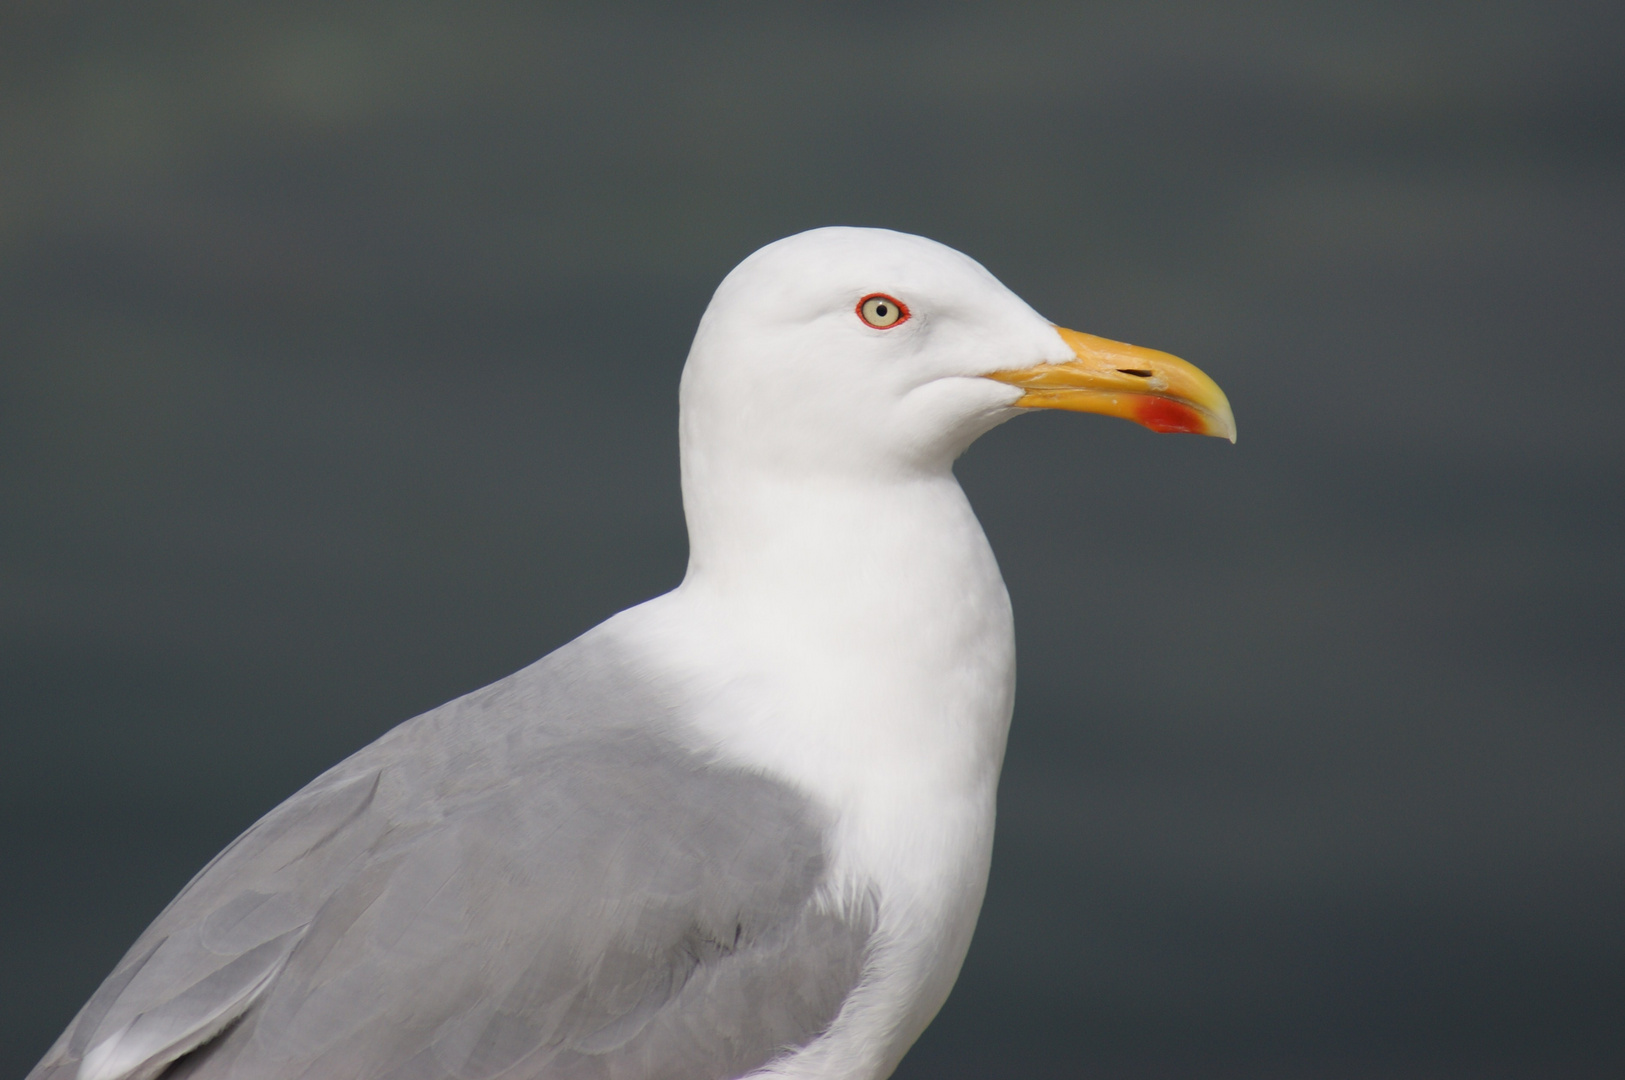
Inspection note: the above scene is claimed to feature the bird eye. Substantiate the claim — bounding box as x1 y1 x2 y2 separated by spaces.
858 294 908 329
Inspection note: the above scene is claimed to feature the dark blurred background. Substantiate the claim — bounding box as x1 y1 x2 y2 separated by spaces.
3 3 1622 1076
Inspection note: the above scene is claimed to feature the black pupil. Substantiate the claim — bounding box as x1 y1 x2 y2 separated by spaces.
875 304 889 317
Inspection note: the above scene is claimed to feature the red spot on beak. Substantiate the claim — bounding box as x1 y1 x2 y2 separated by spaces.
1134 396 1206 434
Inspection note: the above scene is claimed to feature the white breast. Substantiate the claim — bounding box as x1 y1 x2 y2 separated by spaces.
611 470 1017 1079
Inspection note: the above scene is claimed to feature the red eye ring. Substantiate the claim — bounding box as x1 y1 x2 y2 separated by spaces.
857 293 909 329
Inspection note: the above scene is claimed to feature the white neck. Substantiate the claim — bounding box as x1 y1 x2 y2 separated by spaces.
677 453 1014 791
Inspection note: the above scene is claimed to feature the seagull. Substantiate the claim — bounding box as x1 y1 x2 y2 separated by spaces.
30 227 1234 1080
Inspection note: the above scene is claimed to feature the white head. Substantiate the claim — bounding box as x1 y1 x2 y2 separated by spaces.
680 227 1072 482
676 226 1234 576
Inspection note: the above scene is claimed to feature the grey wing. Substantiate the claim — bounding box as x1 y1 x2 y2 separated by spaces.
30 645 875 1080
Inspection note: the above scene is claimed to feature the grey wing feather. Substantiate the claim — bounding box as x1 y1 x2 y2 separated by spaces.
30 633 874 1080
32 769 385 1080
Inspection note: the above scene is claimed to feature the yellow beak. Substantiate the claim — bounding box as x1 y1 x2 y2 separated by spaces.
985 326 1236 442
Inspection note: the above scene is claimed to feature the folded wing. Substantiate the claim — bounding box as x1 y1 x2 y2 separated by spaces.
31 640 874 1080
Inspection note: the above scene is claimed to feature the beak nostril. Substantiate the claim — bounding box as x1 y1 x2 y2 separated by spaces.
1116 369 1154 378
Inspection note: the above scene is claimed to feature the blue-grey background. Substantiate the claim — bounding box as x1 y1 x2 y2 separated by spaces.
3 3 1622 1076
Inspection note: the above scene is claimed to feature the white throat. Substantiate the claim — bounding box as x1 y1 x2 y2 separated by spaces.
676 458 1016 806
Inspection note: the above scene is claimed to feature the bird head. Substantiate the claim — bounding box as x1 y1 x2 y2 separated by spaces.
679 226 1234 485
